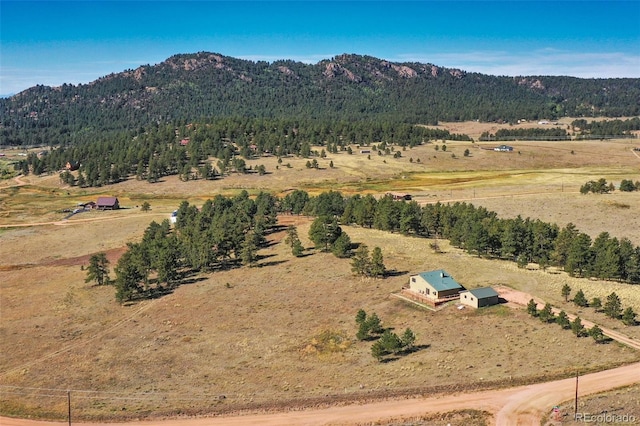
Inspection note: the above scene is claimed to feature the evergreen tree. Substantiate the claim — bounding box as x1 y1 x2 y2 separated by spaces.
539 303 555 323
308 215 342 252
379 330 403 354
114 249 145 303
573 289 588 307
331 232 352 258
565 233 593 277
589 325 605 343
400 328 416 350
241 230 260 267
552 223 578 268
356 321 370 341
84 252 110 286
351 244 371 276
369 246 386 278
619 238 640 283
590 297 602 312
571 316 586 337
590 232 621 280
284 226 304 257
604 292 622 319
561 283 571 302
153 234 181 287
622 307 637 326
371 340 385 362
365 312 383 334
527 298 538 317
556 310 571 329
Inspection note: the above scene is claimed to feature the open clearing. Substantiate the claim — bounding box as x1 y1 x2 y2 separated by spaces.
1 125 640 421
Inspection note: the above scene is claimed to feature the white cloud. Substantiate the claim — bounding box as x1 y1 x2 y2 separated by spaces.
394 49 640 78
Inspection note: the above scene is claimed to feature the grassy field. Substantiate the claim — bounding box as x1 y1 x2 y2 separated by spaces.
1 124 640 420
548 384 640 425
1 217 640 419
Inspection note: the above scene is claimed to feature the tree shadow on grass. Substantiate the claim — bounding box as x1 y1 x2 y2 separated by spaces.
294 251 315 258
378 344 431 363
257 259 288 268
398 343 431 355
177 276 208 286
385 269 410 278
257 253 277 262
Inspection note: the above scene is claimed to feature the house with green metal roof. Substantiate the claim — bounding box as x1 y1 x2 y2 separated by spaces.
407 269 463 303
459 287 500 308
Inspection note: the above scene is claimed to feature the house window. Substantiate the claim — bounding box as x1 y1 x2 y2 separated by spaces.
425 288 430 295
411 277 416 283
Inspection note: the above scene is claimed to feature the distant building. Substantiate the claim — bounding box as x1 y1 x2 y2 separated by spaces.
78 201 96 210
96 196 119 210
386 192 412 201
494 145 513 152
65 161 80 171
459 287 500 309
170 210 178 224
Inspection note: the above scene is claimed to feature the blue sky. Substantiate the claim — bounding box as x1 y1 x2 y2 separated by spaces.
1 1 639 97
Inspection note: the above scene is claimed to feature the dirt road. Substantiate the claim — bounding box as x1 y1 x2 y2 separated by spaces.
495 286 640 351
1 361 639 425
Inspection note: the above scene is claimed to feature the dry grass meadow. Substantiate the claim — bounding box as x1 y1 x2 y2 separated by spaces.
548 383 640 425
1 120 640 420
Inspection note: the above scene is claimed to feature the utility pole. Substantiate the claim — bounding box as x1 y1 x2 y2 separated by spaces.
574 371 579 418
68 390 71 426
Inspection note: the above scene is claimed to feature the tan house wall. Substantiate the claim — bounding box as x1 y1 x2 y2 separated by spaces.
408 275 460 301
460 291 479 308
409 275 437 300
460 290 499 308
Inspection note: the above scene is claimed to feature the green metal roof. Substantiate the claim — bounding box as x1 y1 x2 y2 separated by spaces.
468 287 499 299
417 269 462 292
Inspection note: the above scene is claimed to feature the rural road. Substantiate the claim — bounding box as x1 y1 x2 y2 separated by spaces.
1 361 639 426
495 286 640 351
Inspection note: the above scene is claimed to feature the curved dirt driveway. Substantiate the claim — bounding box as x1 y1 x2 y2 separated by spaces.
1 361 639 426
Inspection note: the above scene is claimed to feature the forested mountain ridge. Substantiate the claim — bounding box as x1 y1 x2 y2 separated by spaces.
2 52 640 147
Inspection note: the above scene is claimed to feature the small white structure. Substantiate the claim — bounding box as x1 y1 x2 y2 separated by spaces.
170 210 178 224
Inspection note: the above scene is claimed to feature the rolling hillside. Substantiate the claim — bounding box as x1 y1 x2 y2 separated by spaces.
2 52 640 146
